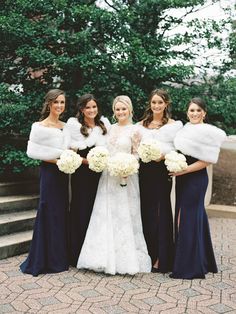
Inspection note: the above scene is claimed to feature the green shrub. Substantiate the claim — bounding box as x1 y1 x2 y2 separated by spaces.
0 144 40 174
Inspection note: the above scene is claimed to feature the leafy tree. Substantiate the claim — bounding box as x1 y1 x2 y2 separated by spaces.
0 0 234 174
229 16 236 69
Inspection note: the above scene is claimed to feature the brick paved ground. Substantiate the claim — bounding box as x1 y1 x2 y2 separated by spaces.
0 217 236 314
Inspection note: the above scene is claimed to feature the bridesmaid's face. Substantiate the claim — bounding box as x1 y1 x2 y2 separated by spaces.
150 94 167 115
187 102 206 124
82 100 98 120
49 94 65 116
114 102 130 123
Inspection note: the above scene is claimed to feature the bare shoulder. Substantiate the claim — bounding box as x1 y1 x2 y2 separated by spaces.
167 118 175 124
38 119 47 127
39 118 64 129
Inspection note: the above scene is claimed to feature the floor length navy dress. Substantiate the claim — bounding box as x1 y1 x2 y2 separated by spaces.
171 156 218 279
20 162 69 276
69 147 101 266
139 160 174 272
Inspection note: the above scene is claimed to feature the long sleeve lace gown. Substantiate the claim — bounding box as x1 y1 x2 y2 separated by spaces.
77 124 151 275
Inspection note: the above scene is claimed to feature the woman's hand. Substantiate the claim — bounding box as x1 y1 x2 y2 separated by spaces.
169 168 189 177
169 160 210 177
82 158 89 165
45 159 58 164
154 155 164 163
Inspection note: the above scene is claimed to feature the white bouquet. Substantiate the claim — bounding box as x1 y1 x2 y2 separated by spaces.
57 149 83 174
137 139 162 163
164 151 188 173
87 146 109 173
107 152 139 186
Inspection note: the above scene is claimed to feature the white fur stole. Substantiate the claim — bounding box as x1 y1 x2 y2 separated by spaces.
65 116 111 150
138 121 183 155
174 123 226 163
27 122 71 160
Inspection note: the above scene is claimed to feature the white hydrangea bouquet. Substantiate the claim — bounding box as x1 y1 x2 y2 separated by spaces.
107 152 139 187
57 149 83 174
87 146 109 173
137 139 162 163
164 151 188 173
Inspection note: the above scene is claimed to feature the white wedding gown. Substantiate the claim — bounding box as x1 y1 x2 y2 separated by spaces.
77 124 151 275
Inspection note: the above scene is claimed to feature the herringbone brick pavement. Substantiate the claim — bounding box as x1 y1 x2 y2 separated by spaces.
0 217 236 313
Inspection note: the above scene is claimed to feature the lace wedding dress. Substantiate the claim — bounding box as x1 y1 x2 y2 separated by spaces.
77 123 151 275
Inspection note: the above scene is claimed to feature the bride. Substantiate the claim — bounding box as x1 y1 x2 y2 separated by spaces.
77 95 151 275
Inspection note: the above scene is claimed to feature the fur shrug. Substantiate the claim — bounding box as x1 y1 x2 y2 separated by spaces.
174 122 226 163
65 116 111 150
139 121 183 155
27 122 71 160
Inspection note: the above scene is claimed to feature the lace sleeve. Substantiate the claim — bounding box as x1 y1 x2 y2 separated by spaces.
131 127 142 159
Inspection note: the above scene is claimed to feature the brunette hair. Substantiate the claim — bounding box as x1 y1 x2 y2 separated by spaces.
75 93 107 137
40 89 65 121
187 97 207 112
187 97 208 122
142 89 171 128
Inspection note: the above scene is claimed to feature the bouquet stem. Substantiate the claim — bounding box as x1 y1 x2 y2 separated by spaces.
120 177 127 187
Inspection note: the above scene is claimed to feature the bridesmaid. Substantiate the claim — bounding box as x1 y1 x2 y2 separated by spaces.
20 89 70 276
65 94 110 267
138 89 183 273
170 98 226 279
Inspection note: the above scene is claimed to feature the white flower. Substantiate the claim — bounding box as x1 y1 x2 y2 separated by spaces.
137 139 162 163
87 146 109 173
164 151 188 173
57 149 83 174
8 84 24 94
107 152 139 180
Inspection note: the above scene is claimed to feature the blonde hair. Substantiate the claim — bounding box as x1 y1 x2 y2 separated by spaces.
112 95 133 122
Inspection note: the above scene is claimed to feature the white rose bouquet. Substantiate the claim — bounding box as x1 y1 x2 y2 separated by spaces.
137 139 162 163
164 151 188 173
87 146 109 173
57 149 83 174
107 152 139 187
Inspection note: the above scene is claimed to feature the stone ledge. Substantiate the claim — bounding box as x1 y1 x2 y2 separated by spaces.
206 204 236 219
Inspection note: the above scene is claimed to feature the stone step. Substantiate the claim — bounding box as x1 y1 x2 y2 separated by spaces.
0 210 36 236
206 204 236 219
0 230 33 260
0 180 39 196
0 195 39 214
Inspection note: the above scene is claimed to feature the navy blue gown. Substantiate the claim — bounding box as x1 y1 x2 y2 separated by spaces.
20 162 69 276
69 147 101 267
171 156 218 279
139 160 174 273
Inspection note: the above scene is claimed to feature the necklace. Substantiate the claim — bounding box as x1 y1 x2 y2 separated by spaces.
86 123 96 129
43 117 63 129
150 120 162 128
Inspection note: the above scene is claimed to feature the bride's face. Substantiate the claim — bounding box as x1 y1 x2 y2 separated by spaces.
114 102 130 123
